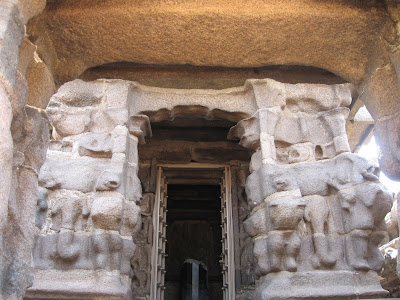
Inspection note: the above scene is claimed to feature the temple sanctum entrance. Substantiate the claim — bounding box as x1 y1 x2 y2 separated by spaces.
150 164 236 300
24 79 393 300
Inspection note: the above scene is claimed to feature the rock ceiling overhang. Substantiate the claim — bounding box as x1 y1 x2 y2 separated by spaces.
28 0 390 85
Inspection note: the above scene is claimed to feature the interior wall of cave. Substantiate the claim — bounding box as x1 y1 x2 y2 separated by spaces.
2 1 400 300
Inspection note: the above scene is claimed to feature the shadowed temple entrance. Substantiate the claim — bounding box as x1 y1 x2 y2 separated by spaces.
151 165 235 300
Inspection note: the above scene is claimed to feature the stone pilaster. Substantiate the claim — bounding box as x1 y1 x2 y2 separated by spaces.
25 80 149 299
229 81 392 299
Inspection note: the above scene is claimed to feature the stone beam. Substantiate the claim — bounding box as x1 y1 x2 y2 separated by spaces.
28 0 388 84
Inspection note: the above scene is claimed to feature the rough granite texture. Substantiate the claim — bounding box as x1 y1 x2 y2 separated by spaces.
1 1 400 299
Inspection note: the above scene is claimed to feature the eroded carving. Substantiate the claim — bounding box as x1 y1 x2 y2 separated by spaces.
50 190 89 232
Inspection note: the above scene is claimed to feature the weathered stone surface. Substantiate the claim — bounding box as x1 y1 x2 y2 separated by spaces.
229 107 351 163
6 30 400 300
29 1 386 84
45 80 132 137
112 125 129 154
246 152 378 206
46 104 128 137
131 244 152 297
380 238 400 297
79 133 113 158
0 84 13 231
17 37 36 77
90 196 123 231
35 187 48 229
26 51 56 109
360 62 400 120
120 201 141 237
386 196 399 241
0 1 24 88
128 114 152 144
38 158 110 193
25 269 132 299
50 190 90 232
52 79 104 107
249 79 351 113
17 0 46 24
338 183 392 271
254 271 388 300
375 112 400 181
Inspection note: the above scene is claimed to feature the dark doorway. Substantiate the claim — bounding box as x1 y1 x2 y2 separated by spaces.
164 184 223 300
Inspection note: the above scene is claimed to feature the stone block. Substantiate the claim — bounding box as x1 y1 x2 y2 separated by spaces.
124 163 143 202
17 37 36 76
49 190 90 232
249 79 351 113
96 169 122 191
38 157 110 193
79 133 112 158
111 125 129 154
0 1 24 89
243 207 268 237
139 193 154 216
121 238 136 274
35 187 48 229
127 135 139 164
245 164 298 210
375 112 400 181
89 107 128 133
128 114 152 144
120 200 141 236
0 85 15 231
25 269 132 299
135 216 153 244
17 0 46 24
10 70 28 118
254 270 388 300
26 51 56 109
46 105 91 137
52 79 104 107
90 196 123 231
104 80 131 108
276 142 315 164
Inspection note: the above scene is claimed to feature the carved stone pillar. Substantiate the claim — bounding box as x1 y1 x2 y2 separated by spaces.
26 80 150 299
229 80 392 299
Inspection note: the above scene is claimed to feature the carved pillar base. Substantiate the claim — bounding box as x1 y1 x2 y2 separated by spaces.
25 270 133 300
254 271 388 300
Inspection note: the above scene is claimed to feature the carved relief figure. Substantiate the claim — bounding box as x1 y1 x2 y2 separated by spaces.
338 183 392 271
304 195 337 268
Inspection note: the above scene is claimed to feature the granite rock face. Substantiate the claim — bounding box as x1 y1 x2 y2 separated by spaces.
0 1 49 299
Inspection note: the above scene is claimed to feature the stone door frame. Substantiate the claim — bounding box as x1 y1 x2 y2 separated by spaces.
150 163 236 299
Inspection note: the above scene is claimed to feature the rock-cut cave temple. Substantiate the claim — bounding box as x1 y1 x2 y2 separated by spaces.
2 1 400 299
